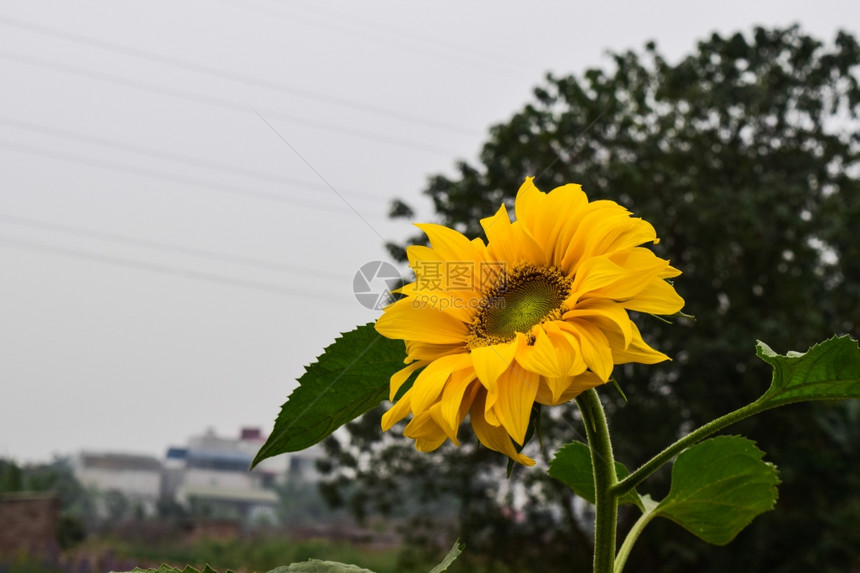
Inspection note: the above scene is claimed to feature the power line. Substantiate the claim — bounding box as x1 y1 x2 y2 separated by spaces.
276 0 535 71
0 51 457 157
0 116 383 203
0 15 481 138
0 213 348 282
0 233 353 303
0 140 387 218
256 111 387 243
223 0 527 77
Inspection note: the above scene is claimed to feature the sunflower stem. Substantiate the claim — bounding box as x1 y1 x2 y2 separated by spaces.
577 389 618 573
612 399 771 497
614 500 658 573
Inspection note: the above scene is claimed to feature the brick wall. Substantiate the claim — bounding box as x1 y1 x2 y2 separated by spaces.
0 492 59 556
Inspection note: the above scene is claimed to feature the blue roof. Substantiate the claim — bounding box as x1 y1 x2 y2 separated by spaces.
187 449 252 463
166 447 188 460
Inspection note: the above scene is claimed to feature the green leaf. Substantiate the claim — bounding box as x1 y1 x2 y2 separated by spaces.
756 335 860 407
652 435 780 545
428 540 464 573
262 540 463 573
548 441 643 509
266 560 375 572
253 323 408 468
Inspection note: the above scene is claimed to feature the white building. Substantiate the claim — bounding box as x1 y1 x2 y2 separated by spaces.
72 452 163 518
165 427 322 523
71 426 324 525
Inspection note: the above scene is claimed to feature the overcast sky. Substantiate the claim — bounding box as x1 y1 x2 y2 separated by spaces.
1 1 857 464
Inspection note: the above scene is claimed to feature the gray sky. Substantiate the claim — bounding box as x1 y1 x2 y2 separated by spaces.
1 1 857 464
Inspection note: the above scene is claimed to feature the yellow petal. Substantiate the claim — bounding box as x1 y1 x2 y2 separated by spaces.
515 322 586 378
535 371 607 406
406 291 478 323
482 204 545 266
558 201 626 274
558 319 614 381
410 353 473 415
389 360 428 401
470 336 522 395
569 210 637 266
563 299 633 348
513 177 545 233
376 306 468 345
406 244 443 267
600 218 658 256
404 340 464 362
622 278 686 315
404 408 448 452
381 392 412 431
660 264 682 279
415 222 485 264
542 184 589 267
535 375 574 406
470 393 535 466
437 372 478 443
563 371 607 400
405 243 484 322
572 249 669 302
489 363 539 445
600 319 671 365
569 256 630 298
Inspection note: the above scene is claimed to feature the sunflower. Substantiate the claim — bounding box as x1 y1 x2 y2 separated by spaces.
375 177 684 465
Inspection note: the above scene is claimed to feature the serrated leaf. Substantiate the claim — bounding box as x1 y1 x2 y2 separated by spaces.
428 540 464 573
253 323 408 467
548 441 643 509
756 335 860 407
266 560 375 572
653 435 779 545
109 566 224 573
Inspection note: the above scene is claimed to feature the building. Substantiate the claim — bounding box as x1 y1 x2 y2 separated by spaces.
164 427 323 524
69 426 323 526
71 452 163 518
0 492 60 556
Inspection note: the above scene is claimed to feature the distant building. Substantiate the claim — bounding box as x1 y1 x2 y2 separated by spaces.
164 426 322 524
69 426 323 526
0 492 60 556
71 452 162 518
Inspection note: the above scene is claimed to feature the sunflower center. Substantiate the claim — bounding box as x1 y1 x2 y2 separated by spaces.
467 264 571 349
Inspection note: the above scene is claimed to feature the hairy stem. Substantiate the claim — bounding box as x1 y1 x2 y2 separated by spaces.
613 399 769 497
577 389 618 573
614 502 658 573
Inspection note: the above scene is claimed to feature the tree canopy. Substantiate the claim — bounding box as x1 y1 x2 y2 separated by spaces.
321 25 860 573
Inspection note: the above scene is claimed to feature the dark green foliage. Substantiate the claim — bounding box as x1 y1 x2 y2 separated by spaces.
756 335 860 406
651 436 780 545
549 441 643 509
325 25 860 572
254 323 408 467
108 565 225 573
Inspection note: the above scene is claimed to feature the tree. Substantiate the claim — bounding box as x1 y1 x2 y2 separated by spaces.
320 25 860 572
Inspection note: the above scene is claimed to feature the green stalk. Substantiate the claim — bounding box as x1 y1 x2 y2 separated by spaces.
613 399 770 497
577 389 618 573
614 501 658 573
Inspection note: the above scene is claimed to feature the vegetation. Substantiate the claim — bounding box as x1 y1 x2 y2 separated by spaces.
318 25 860 572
